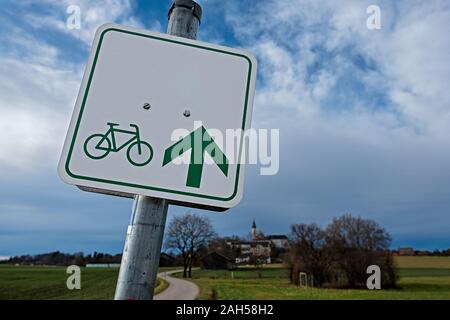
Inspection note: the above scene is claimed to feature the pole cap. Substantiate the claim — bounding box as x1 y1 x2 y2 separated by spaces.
168 0 202 24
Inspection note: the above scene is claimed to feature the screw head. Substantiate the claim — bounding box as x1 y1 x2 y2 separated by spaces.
143 103 151 110
183 110 191 117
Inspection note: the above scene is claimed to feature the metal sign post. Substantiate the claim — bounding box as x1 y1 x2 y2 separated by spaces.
114 0 202 300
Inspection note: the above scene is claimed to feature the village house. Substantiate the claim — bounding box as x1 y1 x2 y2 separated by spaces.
201 252 236 270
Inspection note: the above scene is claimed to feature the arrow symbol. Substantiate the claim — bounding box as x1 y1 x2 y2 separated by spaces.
162 126 229 188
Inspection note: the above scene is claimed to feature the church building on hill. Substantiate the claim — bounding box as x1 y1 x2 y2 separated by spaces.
226 220 289 264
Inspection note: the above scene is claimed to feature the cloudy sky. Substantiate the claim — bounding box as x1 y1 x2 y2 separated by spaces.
0 0 449 256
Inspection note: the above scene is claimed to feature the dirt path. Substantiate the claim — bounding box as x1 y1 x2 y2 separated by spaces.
154 269 199 300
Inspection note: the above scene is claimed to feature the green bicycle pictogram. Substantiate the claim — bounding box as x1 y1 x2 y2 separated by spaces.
84 122 153 167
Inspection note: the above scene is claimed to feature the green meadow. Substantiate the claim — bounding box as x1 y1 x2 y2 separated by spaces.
0 265 169 300
175 256 450 300
0 257 449 300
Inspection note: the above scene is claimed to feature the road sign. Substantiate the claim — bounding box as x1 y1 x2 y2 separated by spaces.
58 23 257 210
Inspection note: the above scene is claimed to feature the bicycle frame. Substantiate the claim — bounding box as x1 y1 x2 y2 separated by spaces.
97 123 141 152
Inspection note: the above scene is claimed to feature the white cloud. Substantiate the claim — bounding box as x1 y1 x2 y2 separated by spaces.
0 29 81 171
0 1 148 172
224 0 450 139
25 0 144 46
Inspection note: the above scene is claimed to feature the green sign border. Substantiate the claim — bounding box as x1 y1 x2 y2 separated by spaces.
65 27 253 202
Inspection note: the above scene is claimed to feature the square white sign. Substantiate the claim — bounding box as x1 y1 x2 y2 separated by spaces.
58 24 257 210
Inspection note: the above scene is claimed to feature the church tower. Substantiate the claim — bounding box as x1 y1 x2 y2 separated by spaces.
251 220 257 240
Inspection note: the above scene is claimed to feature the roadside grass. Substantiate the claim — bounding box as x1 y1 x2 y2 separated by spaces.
154 277 169 295
0 265 177 300
173 257 450 300
179 267 289 280
186 270 450 300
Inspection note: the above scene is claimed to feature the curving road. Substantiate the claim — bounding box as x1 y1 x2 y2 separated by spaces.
154 269 199 300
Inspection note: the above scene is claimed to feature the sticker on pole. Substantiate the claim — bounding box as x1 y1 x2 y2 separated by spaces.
58 24 257 210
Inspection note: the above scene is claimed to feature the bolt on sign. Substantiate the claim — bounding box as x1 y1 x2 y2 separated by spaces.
58 24 257 211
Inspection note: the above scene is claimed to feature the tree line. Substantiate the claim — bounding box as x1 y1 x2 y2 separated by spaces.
287 214 397 288
4 213 449 290
163 213 395 288
3 251 122 266
163 213 449 289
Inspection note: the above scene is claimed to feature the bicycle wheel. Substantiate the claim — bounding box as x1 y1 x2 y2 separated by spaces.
127 141 153 166
84 134 111 160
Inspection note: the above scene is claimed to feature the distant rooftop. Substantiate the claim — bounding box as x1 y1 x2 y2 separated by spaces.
229 240 271 245
266 235 288 240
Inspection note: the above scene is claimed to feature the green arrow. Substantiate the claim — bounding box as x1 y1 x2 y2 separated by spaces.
162 126 229 188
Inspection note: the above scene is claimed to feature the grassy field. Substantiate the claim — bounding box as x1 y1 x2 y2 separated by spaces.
175 256 450 300
395 256 450 268
0 257 449 299
0 265 173 300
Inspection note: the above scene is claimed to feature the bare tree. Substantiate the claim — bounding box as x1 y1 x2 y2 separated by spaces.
207 236 238 259
249 251 270 278
326 214 397 288
165 213 216 278
287 215 398 288
287 223 334 286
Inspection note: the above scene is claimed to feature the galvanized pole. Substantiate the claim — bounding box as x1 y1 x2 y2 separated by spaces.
167 0 202 40
114 0 202 300
114 197 168 300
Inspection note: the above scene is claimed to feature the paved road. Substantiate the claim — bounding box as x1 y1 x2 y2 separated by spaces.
154 269 199 300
